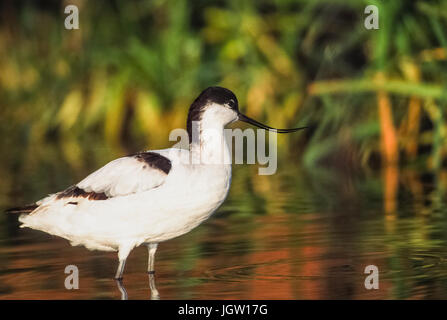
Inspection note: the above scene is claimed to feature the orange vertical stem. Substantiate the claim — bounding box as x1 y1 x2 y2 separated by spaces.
377 89 399 165
405 97 421 160
376 73 399 216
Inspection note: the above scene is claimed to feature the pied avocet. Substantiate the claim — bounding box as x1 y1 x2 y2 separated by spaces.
7 86 306 280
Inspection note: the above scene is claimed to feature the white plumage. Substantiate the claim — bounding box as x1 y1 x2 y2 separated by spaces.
19 148 231 252
77 155 169 197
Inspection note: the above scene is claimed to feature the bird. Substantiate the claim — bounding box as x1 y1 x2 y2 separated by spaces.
6 86 307 281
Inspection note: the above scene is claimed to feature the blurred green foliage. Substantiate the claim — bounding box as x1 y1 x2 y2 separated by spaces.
1 0 447 183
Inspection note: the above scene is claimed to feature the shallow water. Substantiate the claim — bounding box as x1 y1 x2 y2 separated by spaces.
1 156 447 299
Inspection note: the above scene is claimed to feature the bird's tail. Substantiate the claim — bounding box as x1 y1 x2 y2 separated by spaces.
5 203 38 214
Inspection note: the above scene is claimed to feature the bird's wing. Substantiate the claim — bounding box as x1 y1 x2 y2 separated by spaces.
7 151 174 216
69 151 172 198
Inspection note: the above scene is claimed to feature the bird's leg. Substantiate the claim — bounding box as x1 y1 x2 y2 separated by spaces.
146 243 158 274
115 259 127 280
115 245 133 280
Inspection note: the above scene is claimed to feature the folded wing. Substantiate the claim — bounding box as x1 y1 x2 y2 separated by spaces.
74 152 172 198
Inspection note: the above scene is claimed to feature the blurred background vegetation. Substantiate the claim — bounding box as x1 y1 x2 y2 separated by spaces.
0 0 446 205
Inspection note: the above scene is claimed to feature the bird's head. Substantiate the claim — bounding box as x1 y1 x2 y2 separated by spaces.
187 86 307 143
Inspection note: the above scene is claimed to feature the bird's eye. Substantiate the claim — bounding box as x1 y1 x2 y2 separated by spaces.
228 99 235 108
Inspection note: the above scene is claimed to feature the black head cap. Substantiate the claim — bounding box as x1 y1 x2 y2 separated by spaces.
187 87 239 143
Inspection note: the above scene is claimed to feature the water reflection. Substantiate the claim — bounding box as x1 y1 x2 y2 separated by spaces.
115 275 159 300
116 280 127 300
1 158 447 299
148 274 160 300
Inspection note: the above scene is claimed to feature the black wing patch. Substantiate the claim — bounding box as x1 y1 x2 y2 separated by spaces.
132 152 172 174
5 203 38 214
56 185 108 200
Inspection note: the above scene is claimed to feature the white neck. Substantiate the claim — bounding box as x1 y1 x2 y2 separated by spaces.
189 110 232 166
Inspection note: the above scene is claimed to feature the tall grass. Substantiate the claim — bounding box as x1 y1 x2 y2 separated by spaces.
0 0 446 172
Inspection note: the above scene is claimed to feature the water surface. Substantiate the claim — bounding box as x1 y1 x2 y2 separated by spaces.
1 155 447 299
